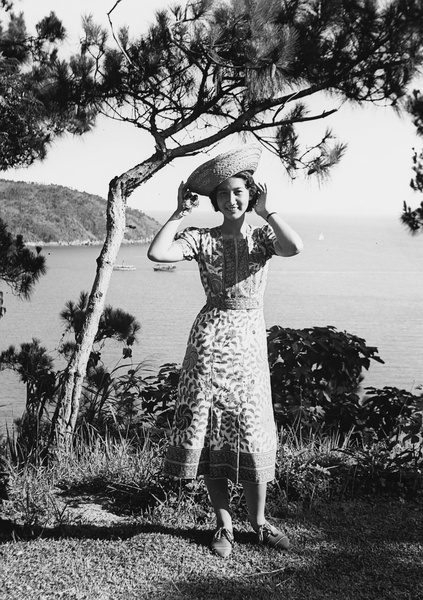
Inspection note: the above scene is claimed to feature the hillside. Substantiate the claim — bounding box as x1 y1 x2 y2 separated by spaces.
0 179 161 245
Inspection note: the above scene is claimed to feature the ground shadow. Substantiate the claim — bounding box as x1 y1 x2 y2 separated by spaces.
2 500 423 600
0 515 257 546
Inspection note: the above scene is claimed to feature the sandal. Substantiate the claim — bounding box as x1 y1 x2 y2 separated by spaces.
256 522 289 550
211 527 234 558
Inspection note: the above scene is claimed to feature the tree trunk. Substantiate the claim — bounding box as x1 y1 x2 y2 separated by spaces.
55 153 168 448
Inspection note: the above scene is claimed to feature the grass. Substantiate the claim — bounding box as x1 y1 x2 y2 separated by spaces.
1 501 422 600
1 428 422 600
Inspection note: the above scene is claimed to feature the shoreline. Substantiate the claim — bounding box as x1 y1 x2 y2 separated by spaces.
25 238 153 247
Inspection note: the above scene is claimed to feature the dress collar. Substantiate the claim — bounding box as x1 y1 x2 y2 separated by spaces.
215 223 252 240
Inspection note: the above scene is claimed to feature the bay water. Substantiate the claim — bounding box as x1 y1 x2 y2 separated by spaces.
1 212 422 432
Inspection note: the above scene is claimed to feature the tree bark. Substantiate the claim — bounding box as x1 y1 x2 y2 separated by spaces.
55 153 168 447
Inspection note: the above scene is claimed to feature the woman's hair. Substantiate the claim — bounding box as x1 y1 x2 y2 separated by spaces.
209 171 259 212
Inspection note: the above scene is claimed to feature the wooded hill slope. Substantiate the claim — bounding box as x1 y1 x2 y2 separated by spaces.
0 179 161 245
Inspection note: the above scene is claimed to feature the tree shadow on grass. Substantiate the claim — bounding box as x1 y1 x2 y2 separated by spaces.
300 500 423 545
1 501 423 600
163 547 423 600
0 514 257 547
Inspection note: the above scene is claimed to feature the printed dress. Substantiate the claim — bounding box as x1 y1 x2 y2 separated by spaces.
164 223 278 484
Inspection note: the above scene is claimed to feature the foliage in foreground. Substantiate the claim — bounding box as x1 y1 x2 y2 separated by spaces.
1 309 422 528
0 291 142 458
267 325 383 433
1 423 422 532
1 321 422 459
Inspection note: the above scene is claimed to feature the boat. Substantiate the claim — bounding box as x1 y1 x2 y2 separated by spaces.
153 264 176 272
113 262 136 271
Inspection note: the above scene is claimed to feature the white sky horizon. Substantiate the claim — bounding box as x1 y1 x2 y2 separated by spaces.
3 0 422 218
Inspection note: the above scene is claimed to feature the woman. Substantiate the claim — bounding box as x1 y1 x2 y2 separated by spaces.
147 144 303 558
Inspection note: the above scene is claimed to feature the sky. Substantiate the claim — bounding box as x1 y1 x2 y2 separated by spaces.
3 0 422 218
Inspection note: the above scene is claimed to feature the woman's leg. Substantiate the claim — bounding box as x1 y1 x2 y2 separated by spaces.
242 480 290 550
241 481 267 531
204 475 232 530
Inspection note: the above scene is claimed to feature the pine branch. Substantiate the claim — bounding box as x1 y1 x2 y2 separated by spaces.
401 200 423 234
246 108 339 132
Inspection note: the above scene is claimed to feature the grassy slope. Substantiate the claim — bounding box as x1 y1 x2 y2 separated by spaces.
0 179 160 244
1 502 422 600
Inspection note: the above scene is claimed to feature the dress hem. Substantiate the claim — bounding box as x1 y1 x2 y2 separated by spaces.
164 446 276 484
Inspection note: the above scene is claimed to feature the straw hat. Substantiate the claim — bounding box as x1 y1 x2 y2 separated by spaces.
186 143 262 196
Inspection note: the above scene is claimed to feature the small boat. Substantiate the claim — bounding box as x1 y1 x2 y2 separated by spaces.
153 264 176 272
113 262 136 271
318 233 325 241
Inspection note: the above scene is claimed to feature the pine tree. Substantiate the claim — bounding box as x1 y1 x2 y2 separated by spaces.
0 217 46 318
17 0 423 444
0 5 96 169
0 294 141 458
0 3 98 316
402 89 423 233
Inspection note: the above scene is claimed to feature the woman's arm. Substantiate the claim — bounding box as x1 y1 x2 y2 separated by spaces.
254 183 303 257
147 182 198 263
147 215 185 263
265 212 304 257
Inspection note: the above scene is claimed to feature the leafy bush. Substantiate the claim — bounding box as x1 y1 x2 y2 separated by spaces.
361 387 422 440
267 325 384 436
272 425 423 505
266 327 423 497
2 319 422 505
0 293 143 460
1 461 67 528
360 387 423 492
140 363 180 431
274 429 353 505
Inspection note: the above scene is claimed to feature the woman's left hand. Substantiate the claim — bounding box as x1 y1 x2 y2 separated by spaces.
253 183 269 219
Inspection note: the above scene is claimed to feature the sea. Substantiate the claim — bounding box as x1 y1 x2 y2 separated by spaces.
1 211 422 433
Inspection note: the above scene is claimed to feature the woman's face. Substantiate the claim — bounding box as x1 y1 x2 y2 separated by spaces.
215 177 251 219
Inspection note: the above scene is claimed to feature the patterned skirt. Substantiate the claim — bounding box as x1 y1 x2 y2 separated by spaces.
164 305 277 484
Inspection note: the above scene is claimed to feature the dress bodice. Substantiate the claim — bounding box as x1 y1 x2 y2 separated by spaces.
174 224 276 309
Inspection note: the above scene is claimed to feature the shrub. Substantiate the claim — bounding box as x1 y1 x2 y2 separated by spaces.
272 428 353 505
140 363 180 431
361 386 423 440
267 325 384 436
2 319 423 503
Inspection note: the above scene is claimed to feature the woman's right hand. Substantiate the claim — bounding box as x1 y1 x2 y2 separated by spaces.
175 181 199 217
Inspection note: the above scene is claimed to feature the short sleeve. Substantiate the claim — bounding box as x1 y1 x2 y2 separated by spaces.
174 227 201 261
257 224 277 259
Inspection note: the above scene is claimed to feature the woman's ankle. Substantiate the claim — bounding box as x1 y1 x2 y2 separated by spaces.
216 519 233 532
250 518 266 532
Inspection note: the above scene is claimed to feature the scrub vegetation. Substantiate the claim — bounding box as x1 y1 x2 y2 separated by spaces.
1 303 422 599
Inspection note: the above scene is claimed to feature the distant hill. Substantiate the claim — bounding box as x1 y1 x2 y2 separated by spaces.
0 179 161 245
